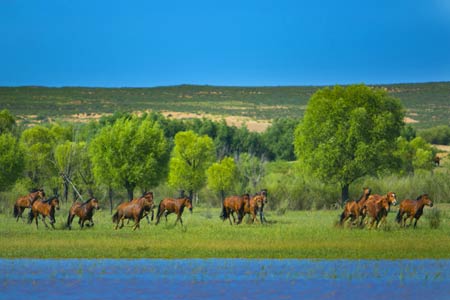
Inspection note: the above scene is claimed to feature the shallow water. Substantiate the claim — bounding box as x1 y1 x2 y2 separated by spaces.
1 259 449 300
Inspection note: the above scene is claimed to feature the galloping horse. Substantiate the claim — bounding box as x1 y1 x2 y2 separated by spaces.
13 189 45 222
221 194 250 225
29 196 60 229
243 194 265 224
155 197 192 226
67 197 100 230
363 192 397 229
339 187 371 227
112 194 155 230
396 194 433 228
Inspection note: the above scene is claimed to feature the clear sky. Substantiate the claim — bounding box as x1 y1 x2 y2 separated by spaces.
1 0 450 87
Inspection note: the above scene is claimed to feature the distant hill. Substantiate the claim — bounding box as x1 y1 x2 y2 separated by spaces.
0 82 449 129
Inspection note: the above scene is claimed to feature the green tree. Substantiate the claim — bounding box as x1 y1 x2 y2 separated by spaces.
168 130 215 201
207 156 237 202
236 153 266 192
0 133 25 191
294 84 404 203
20 125 57 186
0 109 16 135
89 116 168 201
262 118 298 161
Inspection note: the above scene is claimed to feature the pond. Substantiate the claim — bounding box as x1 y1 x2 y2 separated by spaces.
1 259 449 300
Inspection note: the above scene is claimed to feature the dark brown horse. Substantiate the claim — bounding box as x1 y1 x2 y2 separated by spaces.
13 189 45 222
243 194 265 224
363 192 397 229
67 198 100 230
221 194 250 225
396 194 433 228
155 197 192 226
29 196 60 229
339 187 371 227
112 193 155 230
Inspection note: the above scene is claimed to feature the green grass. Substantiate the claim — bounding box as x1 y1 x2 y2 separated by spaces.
1 204 449 259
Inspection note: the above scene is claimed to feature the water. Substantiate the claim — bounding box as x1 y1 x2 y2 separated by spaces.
1 259 449 300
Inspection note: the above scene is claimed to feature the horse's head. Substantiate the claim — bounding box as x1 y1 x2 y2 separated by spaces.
143 191 154 202
52 197 60 210
143 195 155 210
259 189 268 204
254 195 264 209
363 187 371 197
387 192 397 206
91 198 100 210
419 194 433 207
37 189 46 200
184 197 193 212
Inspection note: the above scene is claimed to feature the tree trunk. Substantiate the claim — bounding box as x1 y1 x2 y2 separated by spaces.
108 186 114 214
125 181 135 201
341 183 350 207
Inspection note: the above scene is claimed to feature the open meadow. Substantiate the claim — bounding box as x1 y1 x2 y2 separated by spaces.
1 204 449 259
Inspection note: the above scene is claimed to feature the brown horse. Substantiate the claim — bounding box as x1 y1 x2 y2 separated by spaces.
67 198 100 230
155 197 192 226
29 196 60 229
339 187 371 227
243 194 265 224
112 193 155 230
396 194 433 228
13 189 45 222
363 192 397 229
221 194 250 225
124 191 155 225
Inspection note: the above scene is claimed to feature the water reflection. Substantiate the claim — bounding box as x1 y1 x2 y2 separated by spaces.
1 259 449 300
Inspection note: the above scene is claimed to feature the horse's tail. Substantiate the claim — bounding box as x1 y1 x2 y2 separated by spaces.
112 211 119 223
395 209 402 223
66 212 72 228
339 211 346 225
27 210 34 224
220 204 227 220
13 204 19 218
156 201 163 218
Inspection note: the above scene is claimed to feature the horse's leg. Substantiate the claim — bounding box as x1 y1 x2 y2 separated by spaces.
413 218 418 229
40 216 48 229
34 212 39 228
175 214 183 226
67 214 75 230
119 216 125 229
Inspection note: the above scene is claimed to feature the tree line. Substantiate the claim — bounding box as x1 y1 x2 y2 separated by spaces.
0 84 446 212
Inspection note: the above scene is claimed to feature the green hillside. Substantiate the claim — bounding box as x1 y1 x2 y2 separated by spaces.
1 82 449 128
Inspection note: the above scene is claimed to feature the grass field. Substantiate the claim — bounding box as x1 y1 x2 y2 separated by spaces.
1 204 449 259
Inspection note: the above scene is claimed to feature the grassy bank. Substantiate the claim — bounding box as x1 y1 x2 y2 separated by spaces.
1 205 449 259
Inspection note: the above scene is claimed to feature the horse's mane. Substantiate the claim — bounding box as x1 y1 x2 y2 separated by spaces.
142 191 153 197
29 188 39 193
43 196 58 203
82 198 95 205
416 194 428 200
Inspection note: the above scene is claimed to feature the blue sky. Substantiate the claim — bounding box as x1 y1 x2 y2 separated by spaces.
1 0 450 87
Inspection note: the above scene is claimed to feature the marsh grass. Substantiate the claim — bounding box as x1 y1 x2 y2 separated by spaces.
1 204 449 259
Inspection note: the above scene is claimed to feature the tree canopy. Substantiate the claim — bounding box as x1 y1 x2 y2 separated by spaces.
168 130 215 200
294 84 404 202
89 116 169 200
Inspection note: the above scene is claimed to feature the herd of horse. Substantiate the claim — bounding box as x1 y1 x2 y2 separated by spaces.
12 187 433 230
339 187 434 229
